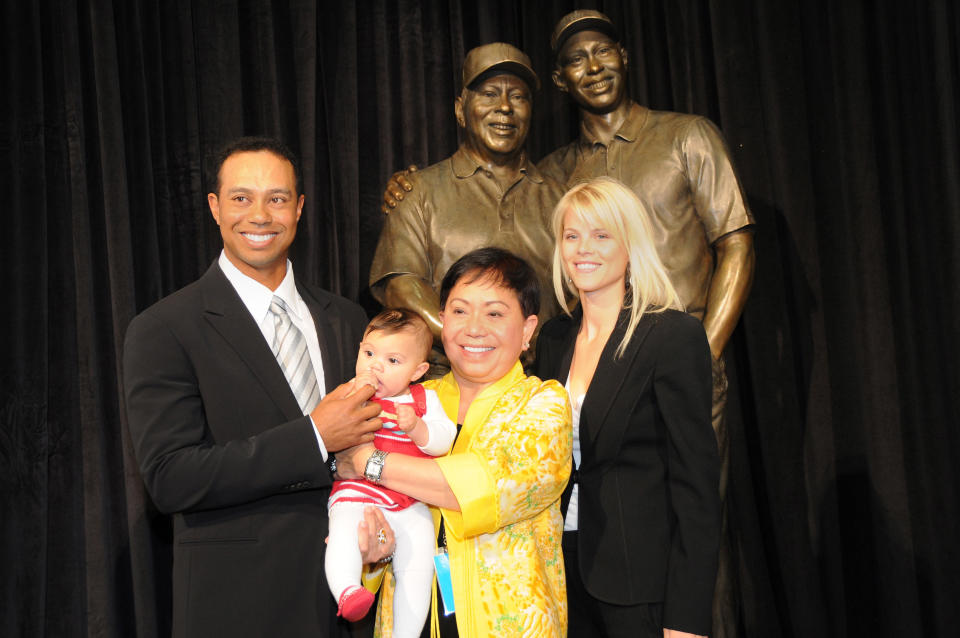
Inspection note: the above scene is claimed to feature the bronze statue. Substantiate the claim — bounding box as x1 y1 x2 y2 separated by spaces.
380 11 755 637
369 42 564 373
541 10 754 638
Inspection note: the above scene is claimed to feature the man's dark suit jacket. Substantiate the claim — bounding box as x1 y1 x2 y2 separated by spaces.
123 262 366 638
535 307 720 636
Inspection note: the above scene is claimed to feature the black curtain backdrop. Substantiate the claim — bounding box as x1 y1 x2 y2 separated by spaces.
2 1 958 636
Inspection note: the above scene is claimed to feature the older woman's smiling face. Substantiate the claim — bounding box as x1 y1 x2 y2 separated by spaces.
440 272 538 394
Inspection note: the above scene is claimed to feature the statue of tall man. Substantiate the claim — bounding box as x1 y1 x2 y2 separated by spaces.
369 43 563 373
539 10 756 638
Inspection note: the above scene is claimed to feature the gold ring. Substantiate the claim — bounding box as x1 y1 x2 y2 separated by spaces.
377 529 387 544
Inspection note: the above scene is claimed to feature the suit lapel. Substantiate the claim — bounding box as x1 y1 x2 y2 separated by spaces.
199 263 304 421
580 310 657 447
548 311 580 520
297 283 343 394
554 312 579 386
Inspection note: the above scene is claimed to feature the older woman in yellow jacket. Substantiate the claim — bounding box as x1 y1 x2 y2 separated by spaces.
336 247 572 638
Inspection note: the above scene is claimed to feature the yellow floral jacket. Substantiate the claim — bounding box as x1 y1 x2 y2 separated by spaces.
373 362 572 637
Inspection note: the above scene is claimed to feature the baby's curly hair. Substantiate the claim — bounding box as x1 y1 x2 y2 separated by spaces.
364 309 433 362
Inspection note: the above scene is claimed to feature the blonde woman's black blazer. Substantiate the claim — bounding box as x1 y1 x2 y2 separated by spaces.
536 306 720 636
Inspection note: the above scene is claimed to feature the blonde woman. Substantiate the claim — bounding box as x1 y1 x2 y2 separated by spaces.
536 177 720 638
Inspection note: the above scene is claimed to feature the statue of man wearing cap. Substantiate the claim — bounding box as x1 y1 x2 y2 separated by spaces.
368 42 563 372
539 9 755 638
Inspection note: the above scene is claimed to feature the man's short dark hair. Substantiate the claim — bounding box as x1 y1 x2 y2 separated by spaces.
439 247 540 318
209 136 302 195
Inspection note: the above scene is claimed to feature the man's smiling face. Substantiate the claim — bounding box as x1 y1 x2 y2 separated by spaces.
207 149 304 289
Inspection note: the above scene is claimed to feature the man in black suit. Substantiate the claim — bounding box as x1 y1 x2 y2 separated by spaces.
123 137 393 637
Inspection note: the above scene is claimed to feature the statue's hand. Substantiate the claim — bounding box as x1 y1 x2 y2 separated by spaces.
381 165 418 214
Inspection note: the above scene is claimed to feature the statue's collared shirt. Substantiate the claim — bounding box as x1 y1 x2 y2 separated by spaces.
538 101 755 318
369 146 563 324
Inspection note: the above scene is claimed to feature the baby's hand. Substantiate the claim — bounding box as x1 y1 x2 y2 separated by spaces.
347 371 378 398
396 404 420 433
397 404 428 447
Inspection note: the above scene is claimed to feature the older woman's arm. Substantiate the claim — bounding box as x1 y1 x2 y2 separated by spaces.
335 444 461 511
336 377 572 536
438 379 572 539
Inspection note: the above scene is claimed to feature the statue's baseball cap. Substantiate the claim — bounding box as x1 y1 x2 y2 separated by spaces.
550 9 620 55
462 42 540 91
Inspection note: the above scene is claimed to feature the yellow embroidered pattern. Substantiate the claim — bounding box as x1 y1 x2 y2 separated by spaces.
374 363 572 637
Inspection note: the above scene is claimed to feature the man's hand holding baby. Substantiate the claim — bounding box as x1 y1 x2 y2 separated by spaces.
348 370 379 398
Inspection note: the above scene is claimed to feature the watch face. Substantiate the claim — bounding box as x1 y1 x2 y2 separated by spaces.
365 451 386 483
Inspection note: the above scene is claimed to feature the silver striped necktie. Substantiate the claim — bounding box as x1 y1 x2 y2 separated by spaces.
269 296 321 414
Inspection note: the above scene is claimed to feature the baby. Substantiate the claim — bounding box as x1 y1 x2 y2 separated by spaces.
325 309 456 635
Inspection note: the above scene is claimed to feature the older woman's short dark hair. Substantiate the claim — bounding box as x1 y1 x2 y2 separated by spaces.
439 247 540 318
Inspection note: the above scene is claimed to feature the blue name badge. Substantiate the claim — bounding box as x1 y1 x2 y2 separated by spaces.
433 549 456 616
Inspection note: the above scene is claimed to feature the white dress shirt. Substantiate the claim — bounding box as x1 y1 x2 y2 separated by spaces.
564 377 584 531
218 251 330 459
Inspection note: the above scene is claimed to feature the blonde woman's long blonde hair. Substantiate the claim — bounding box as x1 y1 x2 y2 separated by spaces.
551 177 683 358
